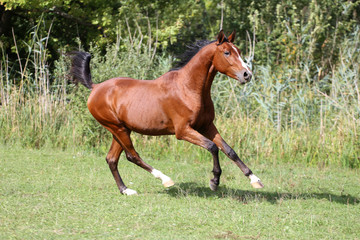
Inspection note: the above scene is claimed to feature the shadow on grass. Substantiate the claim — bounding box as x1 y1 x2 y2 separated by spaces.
161 182 359 205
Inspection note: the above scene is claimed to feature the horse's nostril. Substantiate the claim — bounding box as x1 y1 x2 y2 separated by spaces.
243 71 250 80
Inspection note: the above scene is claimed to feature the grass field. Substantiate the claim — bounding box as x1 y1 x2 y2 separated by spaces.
1 145 359 239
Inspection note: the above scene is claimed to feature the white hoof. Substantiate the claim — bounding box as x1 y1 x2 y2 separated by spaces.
163 179 175 188
122 188 138 195
151 169 174 188
249 174 264 189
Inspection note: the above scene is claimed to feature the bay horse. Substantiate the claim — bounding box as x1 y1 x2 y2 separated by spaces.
70 30 264 195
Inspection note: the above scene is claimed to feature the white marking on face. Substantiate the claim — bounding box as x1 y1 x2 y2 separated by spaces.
151 169 172 184
231 45 250 72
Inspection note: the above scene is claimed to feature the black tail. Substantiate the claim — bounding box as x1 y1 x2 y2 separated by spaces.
70 51 94 89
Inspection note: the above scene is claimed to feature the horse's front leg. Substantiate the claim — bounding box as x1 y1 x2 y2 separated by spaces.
175 125 221 190
202 123 264 189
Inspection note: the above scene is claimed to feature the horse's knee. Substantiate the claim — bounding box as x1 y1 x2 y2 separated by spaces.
227 148 237 160
207 142 219 155
125 153 140 164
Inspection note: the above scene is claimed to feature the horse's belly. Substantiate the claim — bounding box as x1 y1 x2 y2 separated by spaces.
122 105 175 135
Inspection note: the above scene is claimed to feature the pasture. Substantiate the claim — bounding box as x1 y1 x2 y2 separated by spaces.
1 145 359 239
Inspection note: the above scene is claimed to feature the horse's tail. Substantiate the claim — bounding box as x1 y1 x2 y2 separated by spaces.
70 51 94 89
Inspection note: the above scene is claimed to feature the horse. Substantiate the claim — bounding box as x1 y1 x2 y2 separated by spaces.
70 30 264 195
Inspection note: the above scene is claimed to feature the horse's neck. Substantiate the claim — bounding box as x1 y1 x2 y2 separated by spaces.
179 45 217 96
203 65 218 98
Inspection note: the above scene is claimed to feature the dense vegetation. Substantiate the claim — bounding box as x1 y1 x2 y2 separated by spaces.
2 0 360 74
0 0 359 168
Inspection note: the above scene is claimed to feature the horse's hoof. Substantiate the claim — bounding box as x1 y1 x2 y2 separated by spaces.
163 179 175 188
209 181 218 191
249 174 264 189
122 188 138 195
251 181 264 189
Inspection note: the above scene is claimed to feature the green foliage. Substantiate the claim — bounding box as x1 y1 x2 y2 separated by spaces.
1 0 359 81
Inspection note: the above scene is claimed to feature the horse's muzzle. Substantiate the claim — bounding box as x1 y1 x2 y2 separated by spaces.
236 69 252 84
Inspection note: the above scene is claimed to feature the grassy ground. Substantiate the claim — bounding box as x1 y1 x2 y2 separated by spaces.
0 145 359 239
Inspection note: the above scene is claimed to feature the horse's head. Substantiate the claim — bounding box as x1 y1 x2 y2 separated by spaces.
213 30 252 84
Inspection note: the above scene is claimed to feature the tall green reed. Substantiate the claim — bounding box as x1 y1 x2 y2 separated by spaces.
0 23 70 148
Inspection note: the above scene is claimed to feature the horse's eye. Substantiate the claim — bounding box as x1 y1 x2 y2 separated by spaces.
224 51 230 56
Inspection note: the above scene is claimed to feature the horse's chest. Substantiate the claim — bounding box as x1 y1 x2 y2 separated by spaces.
190 100 215 130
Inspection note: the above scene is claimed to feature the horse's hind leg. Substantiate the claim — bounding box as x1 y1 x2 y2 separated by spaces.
106 137 137 195
111 126 174 189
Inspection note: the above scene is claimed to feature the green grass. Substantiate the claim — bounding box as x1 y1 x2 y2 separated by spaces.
1 146 359 239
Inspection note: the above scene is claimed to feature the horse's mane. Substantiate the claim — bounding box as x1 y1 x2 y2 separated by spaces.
170 40 216 71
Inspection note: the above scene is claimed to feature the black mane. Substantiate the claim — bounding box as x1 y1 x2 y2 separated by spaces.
170 40 216 71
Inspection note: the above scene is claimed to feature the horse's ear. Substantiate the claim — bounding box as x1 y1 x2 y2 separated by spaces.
217 29 226 44
228 30 236 43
